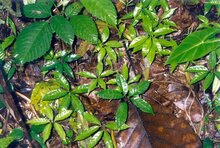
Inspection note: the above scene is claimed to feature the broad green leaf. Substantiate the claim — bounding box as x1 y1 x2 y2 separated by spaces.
97 62 103 76
97 89 123 100
129 36 148 48
80 0 117 27
185 65 208 73
72 84 89 94
106 46 117 62
190 72 209 84
101 26 110 43
204 72 215 90
98 78 106 89
133 2 142 18
65 2 83 17
83 112 101 125
106 41 123 48
54 123 67 142
63 63 74 78
53 71 70 90
70 15 98 44
149 0 158 11
142 15 152 33
128 74 141 84
42 105 53 121
161 8 176 20
105 122 129 131
54 110 72 122
88 79 98 93
197 15 209 24
116 74 128 96
153 27 175 37
129 81 150 96
27 118 50 125
50 15 74 45
74 126 100 141
42 88 68 101
121 63 129 81
97 47 106 62
88 131 103 148
8 128 24 140
100 70 115 77
78 71 97 79
71 94 84 113
103 131 113 148
116 102 128 128
14 22 52 64
63 54 81 63
31 80 61 110
160 0 169 11
42 123 52 142
130 97 154 114
208 51 217 69
203 137 213 148
23 3 51 18
0 137 14 148
2 35 15 50
166 28 220 66
59 95 71 111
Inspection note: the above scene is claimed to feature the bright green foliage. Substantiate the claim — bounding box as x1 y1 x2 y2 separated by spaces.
65 2 83 17
70 15 98 44
204 0 220 16
166 27 220 69
0 128 24 148
80 0 117 27
13 22 52 64
50 15 74 45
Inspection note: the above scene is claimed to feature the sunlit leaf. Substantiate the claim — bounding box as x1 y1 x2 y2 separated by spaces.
130 97 154 114
74 126 100 141
116 102 128 128
129 80 150 96
42 88 68 101
65 2 83 17
78 71 97 79
71 94 84 113
116 74 128 96
103 131 113 148
54 123 67 142
27 118 50 125
204 72 215 90
97 89 123 100
54 110 72 122
88 131 103 148
190 72 209 84
83 112 101 125
42 123 52 142
80 0 117 27
105 122 129 131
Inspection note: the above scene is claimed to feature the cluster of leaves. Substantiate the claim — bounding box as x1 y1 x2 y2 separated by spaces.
1 0 220 147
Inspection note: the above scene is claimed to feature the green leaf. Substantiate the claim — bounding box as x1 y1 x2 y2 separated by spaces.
54 110 72 122
6 17 16 35
97 62 103 76
116 102 128 128
208 51 217 69
88 131 103 148
50 15 74 45
88 79 98 93
9 128 24 140
71 94 84 113
30 130 47 148
128 74 141 84
42 105 53 121
153 27 175 37
103 131 113 148
70 15 98 44
98 78 106 89
27 118 50 125
116 74 128 96
130 97 154 114
63 54 81 63
80 0 117 27
121 63 129 81
65 2 83 17
129 80 150 96
204 72 215 90
106 46 117 62
42 123 52 142
13 22 52 64
78 71 97 79
97 47 106 62
72 84 88 94
2 35 15 50
129 36 148 48
63 63 74 78
106 41 123 48
160 0 169 11
53 71 70 90
97 89 123 100
148 0 158 11
190 72 209 84
23 3 52 18
166 28 220 66
0 85 4 93
202 137 213 148
161 8 176 20
105 122 129 131
101 26 110 43
54 123 67 142
0 45 5 60
74 126 100 141
100 70 115 77
83 112 101 125
42 88 68 101
185 66 208 73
